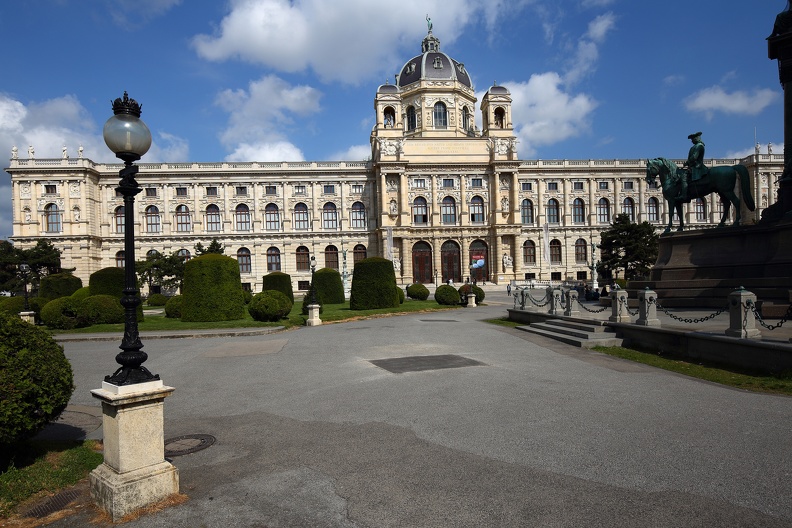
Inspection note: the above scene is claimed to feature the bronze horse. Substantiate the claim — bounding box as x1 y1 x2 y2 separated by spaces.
645 157 755 233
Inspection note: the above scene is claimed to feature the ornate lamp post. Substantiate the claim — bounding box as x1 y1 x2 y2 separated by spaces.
18 262 30 311
310 255 317 304
102 92 158 386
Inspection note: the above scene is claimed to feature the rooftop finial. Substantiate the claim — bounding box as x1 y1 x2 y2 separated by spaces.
426 14 432 33
111 91 142 117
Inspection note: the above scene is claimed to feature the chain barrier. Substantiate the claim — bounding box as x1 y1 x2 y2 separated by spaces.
618 296 639 317
650 298 727 324
747 300 792 331
576 298 608 313
527 290 551 307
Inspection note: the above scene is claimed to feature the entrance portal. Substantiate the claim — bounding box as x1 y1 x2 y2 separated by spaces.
412 241 433 283
441 240 461 283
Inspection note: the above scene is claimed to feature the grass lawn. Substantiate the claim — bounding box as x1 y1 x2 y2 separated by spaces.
486 316 792 396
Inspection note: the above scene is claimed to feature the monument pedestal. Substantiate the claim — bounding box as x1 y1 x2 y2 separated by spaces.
89 381 178 523
306 304 322 326
18 311 35 324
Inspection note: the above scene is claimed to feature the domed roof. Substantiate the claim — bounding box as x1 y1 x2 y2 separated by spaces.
377 83 400 94
487 84 510 95
396 32 473 90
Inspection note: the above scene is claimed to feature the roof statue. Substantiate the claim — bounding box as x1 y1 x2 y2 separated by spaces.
426 14 432 33
770 1 792 38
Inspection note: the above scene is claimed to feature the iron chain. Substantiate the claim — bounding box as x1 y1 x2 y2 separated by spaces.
747 301 792 331
651 298 727 324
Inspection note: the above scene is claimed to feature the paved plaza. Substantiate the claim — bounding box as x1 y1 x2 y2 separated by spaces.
39 294 792 526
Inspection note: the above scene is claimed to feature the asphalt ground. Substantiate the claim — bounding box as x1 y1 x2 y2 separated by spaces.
29 291 792 527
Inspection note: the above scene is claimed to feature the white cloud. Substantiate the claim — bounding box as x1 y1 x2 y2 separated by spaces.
684 86 779 118
505 72 598 156
581 0 615 7
663 74 684 87
725 143 783 159
192 0 515 84
329 144 371 161
111 0 182 26
564 12 616 85
225 141 305 162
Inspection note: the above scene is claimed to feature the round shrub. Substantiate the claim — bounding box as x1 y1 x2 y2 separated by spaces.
147 293 168 306
300 287 323 315
249 290 293 322
165 295 183 318
241 289 253 305
76 295 124 325
39 272 82 301
406 283 430 300
181 254 245 322
0 312 74 445
70 286 91 301
349 257 399 310
313 268 345 304
89 267 143 321
458 284 485 305
261 271 294 303
40 297 82 329
434 284 459 305
0 296 26 316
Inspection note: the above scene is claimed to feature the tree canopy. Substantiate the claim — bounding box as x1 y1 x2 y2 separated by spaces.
194 239 225 255
597 214 659 281
0 240 63 293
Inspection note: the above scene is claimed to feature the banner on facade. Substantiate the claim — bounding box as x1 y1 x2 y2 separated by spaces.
543 223 550 266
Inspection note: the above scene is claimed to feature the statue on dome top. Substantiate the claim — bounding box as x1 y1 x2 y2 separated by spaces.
426 15 432 33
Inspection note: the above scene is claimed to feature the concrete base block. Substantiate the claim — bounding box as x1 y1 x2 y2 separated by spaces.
307 304 322 326
18 311 35 324
725 328 762 339
90 461 179 523
466 293 476 307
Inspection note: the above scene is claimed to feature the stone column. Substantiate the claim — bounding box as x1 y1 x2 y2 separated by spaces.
609 289 631 322
548 287 563 316
636 288 660 326
564 289 579 317
725 288 761 339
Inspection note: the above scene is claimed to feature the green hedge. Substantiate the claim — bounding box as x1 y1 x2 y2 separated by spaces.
181 254 245 322
39 272 82 301
76 295 124 325
313 268 345 304
300 287 323 315
164 295 183 318
242 289 253 305
434 284 459 305
70 286 91 301
397 286 405 304
0 312 74 445
249 290 293 322
406 283 430 300
40 297 81 329
349 257 399 310
146 293 168 306
89 267 143 321
261 271 294 303
0 296 46 318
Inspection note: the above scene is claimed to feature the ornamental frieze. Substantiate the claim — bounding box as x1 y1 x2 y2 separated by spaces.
19 182 31 198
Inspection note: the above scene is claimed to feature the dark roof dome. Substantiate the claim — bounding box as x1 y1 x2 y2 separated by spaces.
487 84 510 95
396 32 473 90
377 83 400 94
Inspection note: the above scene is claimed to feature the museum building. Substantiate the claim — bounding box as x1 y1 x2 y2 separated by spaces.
5 30 784 291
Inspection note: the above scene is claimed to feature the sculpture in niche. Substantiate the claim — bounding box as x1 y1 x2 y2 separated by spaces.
62 145 68 159
393 257 401 273
501 197 509 211
11 145 18 159
24 208 31 222
73 208 80 222
389 200 398 215
502 253 513 270
28 145 34 159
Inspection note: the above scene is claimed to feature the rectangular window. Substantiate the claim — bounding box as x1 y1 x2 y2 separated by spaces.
323 184 335 194
235 186 247 196
206 186 218 196
176 187 188 197
577 271 588 281
547 182 558 191
521 182 532 191
352 184 363 194
573 181 584 191
44 184 57 194
623 181 634 190
551 272 562 281
297 280 310 291
241 283 252 292
294 185 306 195
265 185 277 195
598 181 609 190
471 178 483 188
414 178 426 188
442 178 454 189
145 187 157 197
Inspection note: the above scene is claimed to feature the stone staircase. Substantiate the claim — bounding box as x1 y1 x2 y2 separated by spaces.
515 319 623 348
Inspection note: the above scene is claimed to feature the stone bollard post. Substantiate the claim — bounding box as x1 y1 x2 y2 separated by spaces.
466 292 477 307
725 288 761 339
609 290 631 322
564 289 580 317
548 287 563 316
636 288 661 326
306 304 322 327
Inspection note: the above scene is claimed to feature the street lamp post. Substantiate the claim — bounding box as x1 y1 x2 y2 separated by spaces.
101 92 158 386
310 255 317 304
18 262 30 311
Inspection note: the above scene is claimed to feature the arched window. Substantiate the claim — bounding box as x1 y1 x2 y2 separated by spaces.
521 199 534 225
325 245 339 270
523 240 536 265
647 197 659 222
146 249 160 259
462 107 472 131
322 202 338 229
115 250 125 268
353 244 367 263
351 202 366 229
177 249 191 262
237 247 251 274
622 197 635 221
266 247 281 271
572 198 586 223
575 238 588 263
294 203 309 230
695 198 707 221
433 102 448 129
145 205 161 233
597 198 610 223
413 197 428 225
296 246 310 272
550 239 562 264
235 204 251 231
494 107 505 128
265 203 280 231
114 206 125 234
441 196 457 224
206 205 221 232
546 198 560 224
470 196 485 223
175 205 191 232
406 106 417 131
44 204 61 232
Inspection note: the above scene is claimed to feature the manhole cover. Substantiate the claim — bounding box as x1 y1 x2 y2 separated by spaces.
369 354 486 374
164 434 216 457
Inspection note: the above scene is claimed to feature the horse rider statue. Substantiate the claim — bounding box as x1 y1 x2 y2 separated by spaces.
679 131 708 200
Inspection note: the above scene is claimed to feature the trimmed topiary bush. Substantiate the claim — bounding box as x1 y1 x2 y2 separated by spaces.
39 272 82 301
76 295 124 325
89 267 143 321
406 283 430 300
0 297 26 316
249 290 293 322
181 254 245 322
0 312 74 445
261 271 294 303
397 286 405 304
241 289 253 304
300 287 323 315
434 284 459 305
164 295 183 318
458 284 485 305
40 297 82 329
349 257 399 310
313 268 345 304
70 286 91 301
147 293 168 306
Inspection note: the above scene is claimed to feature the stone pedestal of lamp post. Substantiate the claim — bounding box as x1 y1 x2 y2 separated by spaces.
307 304 322 326
466 292 477 307
18 311 35 324
89 381 178 522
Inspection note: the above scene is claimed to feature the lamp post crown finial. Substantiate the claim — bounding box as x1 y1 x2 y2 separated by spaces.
111 91 142 117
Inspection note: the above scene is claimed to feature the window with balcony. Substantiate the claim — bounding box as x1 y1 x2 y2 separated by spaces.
265 203 280 231
235 204 251 231
413 197 428 225
521 199 534 225
572 198 586 223
175 205 191 232
145 205 161 233
294 203 309 230
441 197 457 224
322 202 338 229
470 196 484 223
351 201 366 229
206 205 221 232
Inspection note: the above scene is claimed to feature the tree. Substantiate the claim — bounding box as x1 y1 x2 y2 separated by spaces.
136 250 187 293
0 240 63 294
597 214 659 281
194 239 225 255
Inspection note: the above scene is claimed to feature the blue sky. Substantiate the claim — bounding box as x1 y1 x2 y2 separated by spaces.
0 0 786 240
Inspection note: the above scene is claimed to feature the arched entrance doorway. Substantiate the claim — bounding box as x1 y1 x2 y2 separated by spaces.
412 241 433 283
441 240 461 283
469 239 489 283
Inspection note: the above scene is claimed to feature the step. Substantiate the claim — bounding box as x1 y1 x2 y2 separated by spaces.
515 324 624 349
543 319 614 334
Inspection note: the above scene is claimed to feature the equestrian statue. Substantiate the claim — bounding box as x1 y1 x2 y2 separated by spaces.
645 132 755 234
